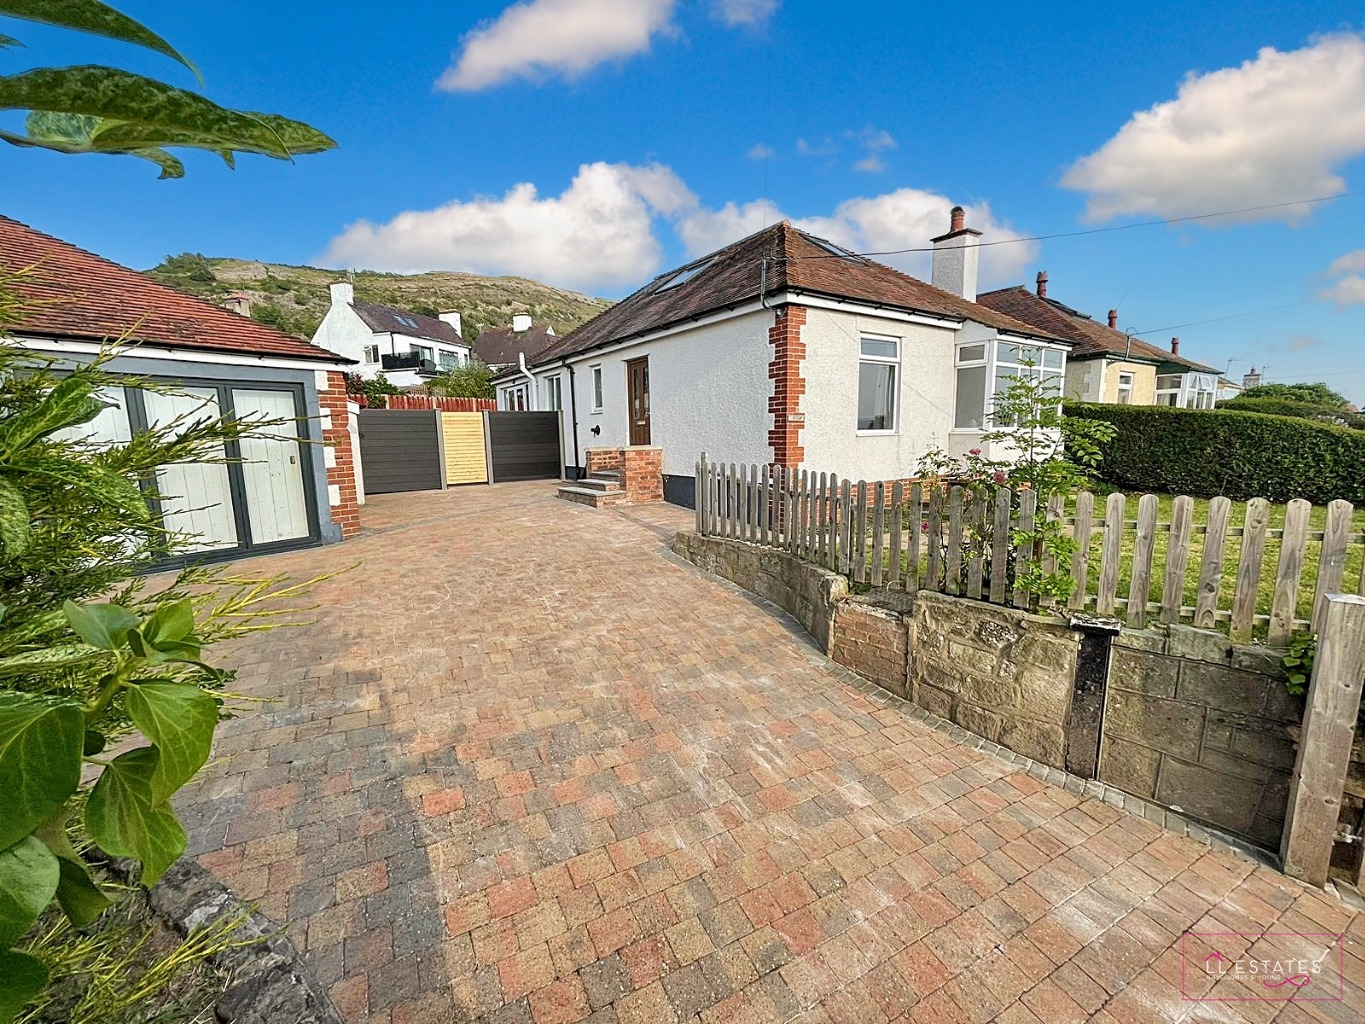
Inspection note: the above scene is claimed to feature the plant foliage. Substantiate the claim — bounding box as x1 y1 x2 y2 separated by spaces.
1064 401 1365 504
424 360 495 400
0 1 333 177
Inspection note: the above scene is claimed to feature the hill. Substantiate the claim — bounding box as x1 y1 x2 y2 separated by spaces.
145 253 612 342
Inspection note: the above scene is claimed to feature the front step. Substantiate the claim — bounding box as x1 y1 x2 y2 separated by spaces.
576 476 623 494
556 484 625 509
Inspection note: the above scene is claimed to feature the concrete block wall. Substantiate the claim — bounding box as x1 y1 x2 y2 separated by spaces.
1100 627 1300 848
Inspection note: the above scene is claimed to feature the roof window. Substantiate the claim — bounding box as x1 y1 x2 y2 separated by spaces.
657 258 715 291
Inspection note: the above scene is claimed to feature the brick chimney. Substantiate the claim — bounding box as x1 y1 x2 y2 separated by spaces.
1107 309 1118 329
1243 367 1262 389
221 291 252 317
1170 337 1180 356
1035 271 1048 298
930 205 983 301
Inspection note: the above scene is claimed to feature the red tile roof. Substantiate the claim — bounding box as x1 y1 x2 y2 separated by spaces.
977 285 1219 374
534 222 1066 365
0 216 349 364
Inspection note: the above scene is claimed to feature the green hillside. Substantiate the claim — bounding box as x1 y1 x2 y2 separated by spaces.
146 253 612 341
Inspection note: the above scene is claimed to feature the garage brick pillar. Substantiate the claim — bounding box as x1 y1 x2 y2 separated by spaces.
320 371 362 539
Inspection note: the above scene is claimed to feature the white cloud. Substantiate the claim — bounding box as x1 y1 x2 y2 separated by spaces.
795 136 837 157
322 162 694 292
438 0 676 91
674 199 779 256
711 0 778 27
854 154 886 174
1062 34 1365 223
747 143 774 160
1322 248 1365 306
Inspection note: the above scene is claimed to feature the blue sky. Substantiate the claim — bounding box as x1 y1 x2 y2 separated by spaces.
4 1 1365 399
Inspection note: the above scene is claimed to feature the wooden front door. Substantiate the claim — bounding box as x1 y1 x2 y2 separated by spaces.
627 357 651 445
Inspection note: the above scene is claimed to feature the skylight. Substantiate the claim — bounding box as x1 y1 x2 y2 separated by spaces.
395 315 419 329
657 258 714 291
805 234 869 263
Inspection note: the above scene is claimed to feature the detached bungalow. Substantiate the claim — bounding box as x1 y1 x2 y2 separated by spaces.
0 215 361 559
519 208 1070 506
978 274 1222 409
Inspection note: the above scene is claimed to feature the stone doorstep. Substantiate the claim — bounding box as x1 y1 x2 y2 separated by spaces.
577 476 624 494
556 485 626 509
106 856 343 1024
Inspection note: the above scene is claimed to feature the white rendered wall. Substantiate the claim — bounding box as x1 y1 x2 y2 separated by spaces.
311 303 373 368
1064 357 1104 401
800 307 958 481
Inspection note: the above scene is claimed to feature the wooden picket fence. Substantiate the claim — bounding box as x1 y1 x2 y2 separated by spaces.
694 453 1365 645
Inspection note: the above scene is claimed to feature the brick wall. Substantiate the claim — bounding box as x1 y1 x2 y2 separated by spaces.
586 446 661 503
767 305 807 467
831 603 908 698
320 372 361 539
585 447 623 475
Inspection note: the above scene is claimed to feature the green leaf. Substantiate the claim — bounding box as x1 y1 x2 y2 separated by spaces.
0 644 106 678
62 600 139 651
82 729 105 757
23 455 149 523
0 33 21 49
141 599 194 648
54 856 109 928
0 835 59 947
0 1 197 78
124 683 216 799
0 695 83 851
0 375 104 456
0 950 47 1024
0 67 336 163
85 747 185 885
0 475 29 560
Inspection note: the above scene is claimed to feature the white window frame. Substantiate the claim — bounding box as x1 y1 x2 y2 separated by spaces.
411 344 434 364
1155 373 1183 408
544 375 563 412
438 350 458 371
590 364 603 413
953 338 1067 430
857 334 901 435
1116 371 1134 405
361 344 380 364
953 343 990 429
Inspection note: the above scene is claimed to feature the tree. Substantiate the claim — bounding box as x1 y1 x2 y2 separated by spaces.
0 1 334 177
1238 382 1349 408
426 361 496 399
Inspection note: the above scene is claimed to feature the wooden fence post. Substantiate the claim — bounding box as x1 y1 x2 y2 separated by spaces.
696 453 706 535
1281 593 1365 886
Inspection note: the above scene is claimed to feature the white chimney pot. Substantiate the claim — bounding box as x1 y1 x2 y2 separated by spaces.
329 281 354 306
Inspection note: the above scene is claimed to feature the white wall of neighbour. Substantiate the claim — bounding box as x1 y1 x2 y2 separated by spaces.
311 283 471 387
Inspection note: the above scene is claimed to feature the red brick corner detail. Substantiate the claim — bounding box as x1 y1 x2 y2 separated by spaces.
768 305 807 467
321 371 361 539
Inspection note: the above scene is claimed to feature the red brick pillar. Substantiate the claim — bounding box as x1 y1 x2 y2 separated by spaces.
621 447 663 503
768 305 807 468
585 447 624 475
320 371 361 539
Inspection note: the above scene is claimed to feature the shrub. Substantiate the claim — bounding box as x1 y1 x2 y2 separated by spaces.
1216 395 1365 430
1063 401 1365 503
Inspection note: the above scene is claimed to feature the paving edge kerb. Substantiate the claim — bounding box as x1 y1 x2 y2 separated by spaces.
110 856 344 1024
657 538 1282 873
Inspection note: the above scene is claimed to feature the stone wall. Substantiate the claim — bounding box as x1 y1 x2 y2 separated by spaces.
910 592 1079 769
1100 627 1300 848
672 533 848 649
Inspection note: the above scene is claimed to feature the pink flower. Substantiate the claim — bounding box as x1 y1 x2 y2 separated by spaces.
969 447 982 456
993 470 1007 485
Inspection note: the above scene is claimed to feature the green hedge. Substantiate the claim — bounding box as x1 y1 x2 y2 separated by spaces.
1063 401 1365 504
1217 395 1365 430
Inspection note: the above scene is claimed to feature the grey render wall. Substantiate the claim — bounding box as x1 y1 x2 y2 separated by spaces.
1100 627 1300 848
59 352 342 544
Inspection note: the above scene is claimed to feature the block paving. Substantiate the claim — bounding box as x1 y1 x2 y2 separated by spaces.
177 482 1365 1023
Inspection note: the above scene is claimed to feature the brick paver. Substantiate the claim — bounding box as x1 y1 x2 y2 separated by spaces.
178 483 1365 1023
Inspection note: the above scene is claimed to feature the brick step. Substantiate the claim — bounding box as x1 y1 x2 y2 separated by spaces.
576 476 623 493
589 469 622 482
556 485 625 509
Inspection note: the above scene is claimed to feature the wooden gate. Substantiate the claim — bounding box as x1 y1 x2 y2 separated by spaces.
441 412 488 485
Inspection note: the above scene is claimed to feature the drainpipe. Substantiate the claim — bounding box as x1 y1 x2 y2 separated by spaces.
518 351 538 411
567 362 581 479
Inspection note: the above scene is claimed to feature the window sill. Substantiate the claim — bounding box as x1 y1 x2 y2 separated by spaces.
590 409 603 415
855 429 898 437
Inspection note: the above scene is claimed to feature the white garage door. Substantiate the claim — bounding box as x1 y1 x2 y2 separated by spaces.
231 388 310 544
142 388 239 552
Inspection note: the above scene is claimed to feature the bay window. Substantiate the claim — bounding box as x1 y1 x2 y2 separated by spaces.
857 336 899 432
954 339 1066 429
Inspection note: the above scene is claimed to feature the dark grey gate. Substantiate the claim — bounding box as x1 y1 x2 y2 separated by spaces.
486 412 560 483
357 410 442 494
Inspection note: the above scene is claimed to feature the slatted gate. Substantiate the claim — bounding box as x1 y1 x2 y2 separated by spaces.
486 412 561 483
356 410 443 494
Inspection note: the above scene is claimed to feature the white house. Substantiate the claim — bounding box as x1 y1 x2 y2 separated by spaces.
517 208 1071 506
311 282 470 387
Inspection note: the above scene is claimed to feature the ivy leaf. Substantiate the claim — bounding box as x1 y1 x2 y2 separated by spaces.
0 67 336 164
85 747 185 885
62 600 139 651
141 599 194 649
0 950 47 1024
0 475 28 560
0 835 59 947
0 695 83 851
0 1 198 79
124 683 216 799
54 856 109 928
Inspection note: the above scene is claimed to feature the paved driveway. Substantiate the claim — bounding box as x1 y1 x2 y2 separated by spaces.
179 483 1365 1024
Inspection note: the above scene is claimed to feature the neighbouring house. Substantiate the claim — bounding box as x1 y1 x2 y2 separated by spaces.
517 208 1071 505
0 215 362 559
311 282 470 387
978 273 1222 409
477 315 559 407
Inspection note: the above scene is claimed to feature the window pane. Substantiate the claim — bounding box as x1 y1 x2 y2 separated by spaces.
857 361 896 430
954 366 987 429
1156 375 1181 390
860 337 899 359
996 342 1021 365
1042 348 1064 369
957 343 987 363
1040 371 1062 398
592 368 603 407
